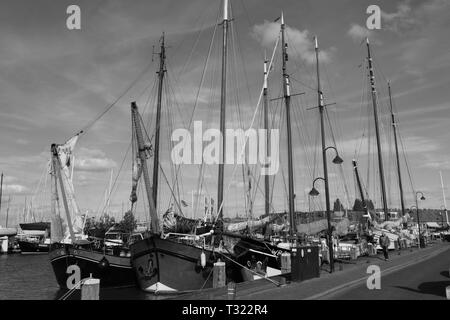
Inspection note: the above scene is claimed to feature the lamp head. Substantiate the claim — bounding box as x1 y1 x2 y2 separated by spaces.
332 155 344 165
309 187 320 197
420 196 425 201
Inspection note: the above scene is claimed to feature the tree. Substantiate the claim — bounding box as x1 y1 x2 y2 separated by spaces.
119 210 137 234
83 214 116 238
333 198 344 212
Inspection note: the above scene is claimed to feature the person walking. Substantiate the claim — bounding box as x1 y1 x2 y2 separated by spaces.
379 232 391 261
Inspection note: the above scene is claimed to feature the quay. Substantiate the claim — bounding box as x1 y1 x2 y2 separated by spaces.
173 241 450 300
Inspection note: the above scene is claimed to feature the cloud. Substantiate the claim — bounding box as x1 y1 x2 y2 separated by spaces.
346 1 416 43
251 21 332 64
3 184 29 195
338 135 439 157
381 1 417 33
75 147 116 172
347 23 376 44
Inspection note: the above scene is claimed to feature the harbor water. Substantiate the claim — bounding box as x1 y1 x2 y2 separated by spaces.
0 254 166 300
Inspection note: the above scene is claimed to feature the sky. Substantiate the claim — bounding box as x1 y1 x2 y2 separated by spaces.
1 0 450 226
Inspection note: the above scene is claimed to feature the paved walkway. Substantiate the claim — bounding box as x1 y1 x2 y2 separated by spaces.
173 241 450 300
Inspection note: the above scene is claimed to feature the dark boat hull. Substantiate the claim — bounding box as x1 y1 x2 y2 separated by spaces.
19 222 51 231
233 237 290 280
18 240 49 254
49 244 136 289
443 233 450 242
130 236 240 293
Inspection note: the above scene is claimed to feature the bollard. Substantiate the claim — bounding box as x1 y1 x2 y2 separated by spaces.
281 252 291 274
213 260 226 288
339 263 343 271
446 286 450 300
81 278 100 300
279 277 286 286
227 282 236 300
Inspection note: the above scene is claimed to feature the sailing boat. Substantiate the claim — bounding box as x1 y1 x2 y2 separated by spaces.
129 5 241 292
229 12 296 280
48 135 138 289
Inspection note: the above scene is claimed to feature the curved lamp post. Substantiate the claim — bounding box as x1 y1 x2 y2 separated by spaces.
415 191 425 248
309 146 343 273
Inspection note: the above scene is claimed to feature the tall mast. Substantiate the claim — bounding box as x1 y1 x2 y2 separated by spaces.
152 34 166 211
366 38 389 220
217 0 229 220
440 171 449 226
315 37 334 271
131 102 160 233
388 82 405 216
281 13 296 236
263 58 270 217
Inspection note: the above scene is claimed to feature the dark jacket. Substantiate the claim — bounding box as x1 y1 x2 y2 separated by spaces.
379 235 390 247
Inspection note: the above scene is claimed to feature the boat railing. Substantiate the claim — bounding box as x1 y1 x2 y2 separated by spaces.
161 230 214 241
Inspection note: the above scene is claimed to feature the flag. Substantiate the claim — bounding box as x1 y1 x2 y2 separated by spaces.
274 17 281 22
181 200 188 207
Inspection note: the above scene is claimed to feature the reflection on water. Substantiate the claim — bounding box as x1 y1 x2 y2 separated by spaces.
0 254 172 300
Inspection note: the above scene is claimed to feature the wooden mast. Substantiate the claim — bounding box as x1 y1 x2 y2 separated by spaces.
315 36 334 272
152 34 166 211
263 58 270 217
131 102 160 233
366 38 389 221
388 82 406 217
217 0 229 221
280 13 296 236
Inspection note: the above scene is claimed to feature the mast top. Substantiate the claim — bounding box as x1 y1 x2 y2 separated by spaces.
280 11 284 26
366 37 370 45
314 36 318 50
223 0 229 21
263 59 268 89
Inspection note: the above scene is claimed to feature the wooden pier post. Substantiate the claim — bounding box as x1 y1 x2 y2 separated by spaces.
81 278 100 300
227 282 236 300
281 252 291 274
213 260 226 288
446 286 450 300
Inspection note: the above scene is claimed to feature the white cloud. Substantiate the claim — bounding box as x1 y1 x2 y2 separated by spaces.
75 147 116 172
3 184 29 195
251 21 332 64
347 23 375 43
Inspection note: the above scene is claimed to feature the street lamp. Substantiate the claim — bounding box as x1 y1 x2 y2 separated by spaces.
325 146 344 165
309 146 343 274
415 191 425 248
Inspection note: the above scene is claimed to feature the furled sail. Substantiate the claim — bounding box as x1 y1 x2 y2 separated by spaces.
130 158 143 204
52 133 84 239
224 216 271 233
